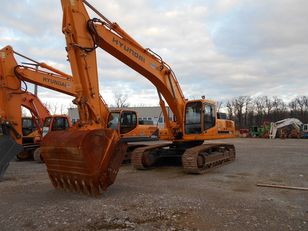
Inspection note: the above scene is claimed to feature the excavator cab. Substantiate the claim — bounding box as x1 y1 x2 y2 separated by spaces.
107 110 137 134
42 116 71 137
184 100 216 135
22 117 37 136
108 110 158 142
120 111 137 134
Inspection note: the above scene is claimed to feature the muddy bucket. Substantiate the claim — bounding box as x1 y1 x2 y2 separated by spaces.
0 135 23 180
40 129 127 196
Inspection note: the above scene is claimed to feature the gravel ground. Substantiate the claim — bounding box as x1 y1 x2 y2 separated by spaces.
0 138 307 231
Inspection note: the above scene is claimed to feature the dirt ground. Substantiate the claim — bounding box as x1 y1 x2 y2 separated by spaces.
0 138 307 231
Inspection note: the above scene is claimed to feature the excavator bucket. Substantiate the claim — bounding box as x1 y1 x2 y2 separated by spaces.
0 135 23 180
40 128 127 196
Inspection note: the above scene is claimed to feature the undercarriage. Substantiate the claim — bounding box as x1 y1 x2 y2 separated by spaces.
131 141 235 174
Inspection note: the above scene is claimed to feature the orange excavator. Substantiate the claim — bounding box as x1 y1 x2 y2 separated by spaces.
61 0 236 175
0 47 75 171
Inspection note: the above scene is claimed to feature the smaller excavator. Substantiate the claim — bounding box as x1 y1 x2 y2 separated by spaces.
269 118 308 139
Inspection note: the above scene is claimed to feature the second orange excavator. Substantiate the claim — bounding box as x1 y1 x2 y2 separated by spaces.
0 44 126 191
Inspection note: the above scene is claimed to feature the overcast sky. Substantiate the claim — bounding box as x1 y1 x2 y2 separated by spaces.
1 0 307 111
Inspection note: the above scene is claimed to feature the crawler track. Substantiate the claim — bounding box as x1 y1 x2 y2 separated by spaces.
182 143 236 174
131 143 170 170
132 142 235 174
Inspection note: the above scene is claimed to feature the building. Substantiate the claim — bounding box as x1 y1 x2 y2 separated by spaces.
68 106 173 127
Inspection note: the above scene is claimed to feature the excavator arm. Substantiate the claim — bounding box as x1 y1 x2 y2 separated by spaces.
83 0 186 137
1 45 110 127
20 91 50 131
64 1 235 142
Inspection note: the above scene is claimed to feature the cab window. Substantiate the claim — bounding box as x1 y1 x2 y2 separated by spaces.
185 102 202 134
108 112 120 130
52 117 69 131
120 111 137 134
204 104 215 130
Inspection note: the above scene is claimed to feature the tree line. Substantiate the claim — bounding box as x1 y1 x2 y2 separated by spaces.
224 96 308 129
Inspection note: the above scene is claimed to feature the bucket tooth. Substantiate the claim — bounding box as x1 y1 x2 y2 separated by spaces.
89 181 100 196
84 182 92 195
62 177 70 191
66 176 74 192
57 177 64 189
80 180 88 195
99 174 108 190
75 180 83 193
71 179 79 192
49 175 59 188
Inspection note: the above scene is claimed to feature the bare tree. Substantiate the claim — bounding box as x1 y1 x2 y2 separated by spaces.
114 93 129 108
226 100 234 121
253 96 266 125
243 96 253 127
288 99 298 117
289 96 308 122
272 96 287 121
216 101 223 112
296 96 307 120
233 96 246 128
264 96 273 117
224 95 308 127
44 102 59 114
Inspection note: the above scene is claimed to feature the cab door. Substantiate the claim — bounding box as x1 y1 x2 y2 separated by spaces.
119 110 137 134
203 103 216 131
